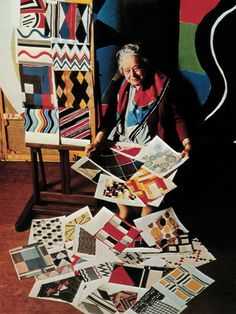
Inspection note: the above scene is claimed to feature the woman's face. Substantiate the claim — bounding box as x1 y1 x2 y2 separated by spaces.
121 55 146 87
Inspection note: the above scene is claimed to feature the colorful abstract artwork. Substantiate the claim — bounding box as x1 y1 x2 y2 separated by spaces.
95 174 144 207
126 168 176 205
73 226 96 255
9 243 55 280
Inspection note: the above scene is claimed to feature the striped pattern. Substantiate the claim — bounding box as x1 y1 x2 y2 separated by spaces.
24 108 59 133
59 107 91 140
52 42 91 70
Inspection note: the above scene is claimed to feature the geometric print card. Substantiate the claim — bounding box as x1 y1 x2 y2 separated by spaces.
159 262 215 304
125 168 176 205
16 27 52 65
91 148 143 182
134 208 188 249
71 156 115 184
9 243 55 280
52 41 91 71
28 215 65 249
159 238 216 268
95 174 145 207
29 272 85 304
19 64 56 109
126 282 187 314
62 206 92 247
83 207 141 253
109 264 172 289
36 247 75 280
136 135 187 177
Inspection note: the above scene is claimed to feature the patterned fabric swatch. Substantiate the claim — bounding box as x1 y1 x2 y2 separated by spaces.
19 64 55 109
110 291 138 313
126 168 176 204
117 252 144 265
75 227 96 255
16 27 52 65
52 42 91 71
159 263 215 303
28 216 65 248
91 148 143 182
55 70 93 109
24 108 59 134
79 262 113 282
20 0 46 28
131 287 180 314
9 243 55 280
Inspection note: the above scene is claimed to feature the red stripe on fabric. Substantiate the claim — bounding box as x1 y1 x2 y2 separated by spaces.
102 222 124 241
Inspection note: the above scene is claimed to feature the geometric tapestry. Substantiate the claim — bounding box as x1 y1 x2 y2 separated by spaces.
52 42 91 71
20 0 46 28
55 71 93 109
19 64 55 109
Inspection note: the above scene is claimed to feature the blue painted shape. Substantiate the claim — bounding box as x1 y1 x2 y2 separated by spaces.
97 0 122 32
180 70 211 105
96 45 120 97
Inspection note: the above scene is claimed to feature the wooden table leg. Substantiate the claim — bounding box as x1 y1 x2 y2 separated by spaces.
59 149 71 194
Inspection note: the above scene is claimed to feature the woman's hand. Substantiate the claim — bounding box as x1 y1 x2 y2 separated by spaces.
85 142 99 157
181 138 191 157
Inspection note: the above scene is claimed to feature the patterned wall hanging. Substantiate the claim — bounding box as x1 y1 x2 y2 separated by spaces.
19 64 56 109
20 0 46 28
16 27 52 65
52 41 91 71
55 70 93 108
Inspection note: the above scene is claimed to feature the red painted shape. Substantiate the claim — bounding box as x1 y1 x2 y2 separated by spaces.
180 0 221 24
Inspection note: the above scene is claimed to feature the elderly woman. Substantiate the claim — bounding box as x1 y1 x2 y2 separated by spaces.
86 43 191 218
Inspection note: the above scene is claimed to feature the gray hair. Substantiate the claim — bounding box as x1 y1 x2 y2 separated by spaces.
116 43 150 74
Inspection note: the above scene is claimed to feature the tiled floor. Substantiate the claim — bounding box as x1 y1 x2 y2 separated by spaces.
0 137 236 314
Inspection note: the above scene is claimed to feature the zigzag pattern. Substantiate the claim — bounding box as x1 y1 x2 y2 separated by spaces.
52 43 91 71
24 108 59 133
